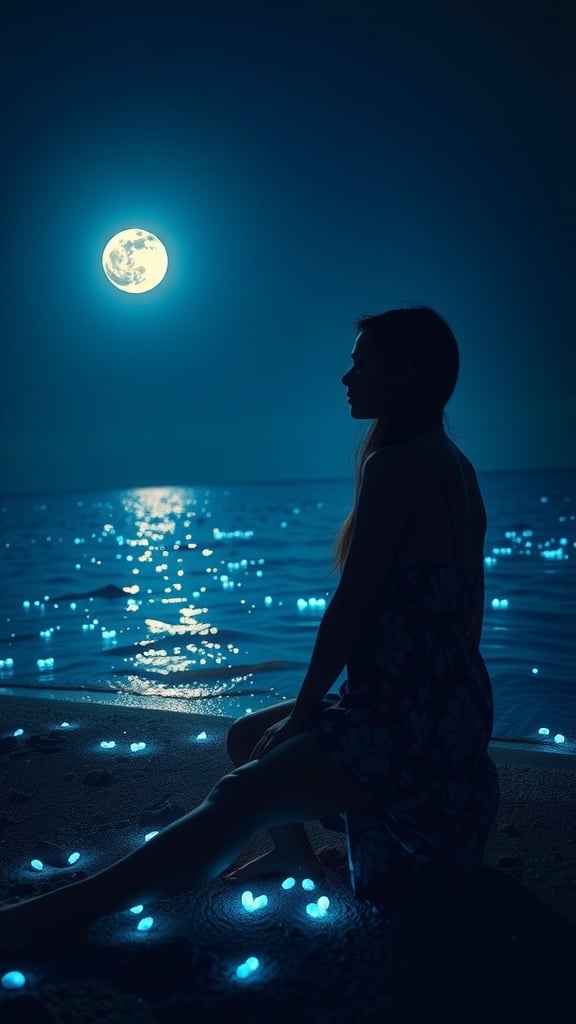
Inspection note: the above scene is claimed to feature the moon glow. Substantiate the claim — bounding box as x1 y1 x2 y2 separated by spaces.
102 228 168 293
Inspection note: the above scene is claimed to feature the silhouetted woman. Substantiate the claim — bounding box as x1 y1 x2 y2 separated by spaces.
0 305 500 950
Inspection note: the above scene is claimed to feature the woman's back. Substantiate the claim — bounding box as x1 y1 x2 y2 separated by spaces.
399 430 487 572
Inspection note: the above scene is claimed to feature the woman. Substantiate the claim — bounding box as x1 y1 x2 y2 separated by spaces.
0 305 500 950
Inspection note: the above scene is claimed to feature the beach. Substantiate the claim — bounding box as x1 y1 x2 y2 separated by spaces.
0 694 574 1023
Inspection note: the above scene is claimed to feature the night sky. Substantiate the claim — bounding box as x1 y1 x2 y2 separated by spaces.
2 1 574 495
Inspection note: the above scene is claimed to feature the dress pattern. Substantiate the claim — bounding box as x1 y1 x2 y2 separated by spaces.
304 547 501 903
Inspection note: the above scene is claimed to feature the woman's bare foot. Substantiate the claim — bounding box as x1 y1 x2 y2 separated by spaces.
222 846 325 884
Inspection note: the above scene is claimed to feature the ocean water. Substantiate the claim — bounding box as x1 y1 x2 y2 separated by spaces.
1 468 575 751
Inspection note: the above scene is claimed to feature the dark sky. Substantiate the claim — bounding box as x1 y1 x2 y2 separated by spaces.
1 0 574 494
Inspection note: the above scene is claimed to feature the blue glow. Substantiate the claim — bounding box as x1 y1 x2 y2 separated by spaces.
301 878 315 890
100 740 116 748
67 852 80 865
13 728 24 737
196 731 207 741
2 971 26 990
538 727 550 735
137 916 154 931
317 896 330 911
130 741 146 752
241 890 268 912
30 859 43 871
60 721 71 728
144 831 159 842
235 956 260 979
130 904 144 914
281 876 296 889
554 734 565 744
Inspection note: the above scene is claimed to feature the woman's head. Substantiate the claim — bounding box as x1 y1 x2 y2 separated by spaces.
341 305 459 443
333 305 460 573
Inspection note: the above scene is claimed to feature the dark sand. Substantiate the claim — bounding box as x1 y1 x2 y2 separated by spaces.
0 695 574 1023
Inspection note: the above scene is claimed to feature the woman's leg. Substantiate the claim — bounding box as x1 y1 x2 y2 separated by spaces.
225 701 324 881
0 732 369 951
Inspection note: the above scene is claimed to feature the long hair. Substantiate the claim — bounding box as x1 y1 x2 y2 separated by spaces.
332 305 460 575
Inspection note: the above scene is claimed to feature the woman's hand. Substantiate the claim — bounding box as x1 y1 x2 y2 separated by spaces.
249 715 304 760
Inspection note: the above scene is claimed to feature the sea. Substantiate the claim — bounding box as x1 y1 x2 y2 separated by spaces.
1 468 575 753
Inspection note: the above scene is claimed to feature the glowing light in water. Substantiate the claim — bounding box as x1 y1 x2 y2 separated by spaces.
196 731 207 741
281 877 296 889
137 916 154 931
30 859 43 871
130 905 144 914
68 852 80 865
301 878 315 890
100 740 116 749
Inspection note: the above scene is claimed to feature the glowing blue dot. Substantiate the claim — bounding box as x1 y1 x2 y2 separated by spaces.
531 667 539 675
67 852 80 865
306 902 320 918
554 734 565 744
23 600 31 609
60 721 71 728
130 904 144 914
246 956 259 970
302 878 315 890
196 731 207 741
130 741 146 752
317 896 330 911
281 876 296 889
137 916 153 931
13 728 24 737
2 970 26 990
30 859 43 871
100 740 116 749
144 830 159 842
538 727 550 736
236 963 250 979
264 596 273 606
241 891 254 909
252 894 268 910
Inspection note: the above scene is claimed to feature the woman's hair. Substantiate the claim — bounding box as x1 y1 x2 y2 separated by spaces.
332 305 460 574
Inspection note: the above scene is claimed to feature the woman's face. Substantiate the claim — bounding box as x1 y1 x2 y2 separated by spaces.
342 329 413 420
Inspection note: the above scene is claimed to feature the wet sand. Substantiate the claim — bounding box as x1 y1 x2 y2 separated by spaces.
0 695 574 1023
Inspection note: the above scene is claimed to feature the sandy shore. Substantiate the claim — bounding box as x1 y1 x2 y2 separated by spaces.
0 694 574 1023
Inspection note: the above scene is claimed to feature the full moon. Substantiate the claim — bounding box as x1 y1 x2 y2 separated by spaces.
102 228 168 293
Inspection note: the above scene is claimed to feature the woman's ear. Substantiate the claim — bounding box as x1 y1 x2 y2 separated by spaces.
394 358 416 390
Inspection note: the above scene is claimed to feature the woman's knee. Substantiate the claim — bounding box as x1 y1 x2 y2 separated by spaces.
226 701 296 764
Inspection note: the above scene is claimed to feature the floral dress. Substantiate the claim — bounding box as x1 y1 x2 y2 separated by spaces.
304 459 500 903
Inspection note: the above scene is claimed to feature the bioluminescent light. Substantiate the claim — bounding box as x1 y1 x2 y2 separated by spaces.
2 971 26 990
30 859 43 871
68 852 80 865
196 731 207 741
144 831 159 842
306 896 330 919
281 877 296 889
130 741 146 752
137 916 154 931
235 956 260 979
13 728 23 737
100 740 116 749
301 878 315 890
129 905 144 914
241 891 268 912
102 228 168 294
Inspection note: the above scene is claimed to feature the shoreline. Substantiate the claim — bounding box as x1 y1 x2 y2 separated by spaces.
0 693 574 1021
